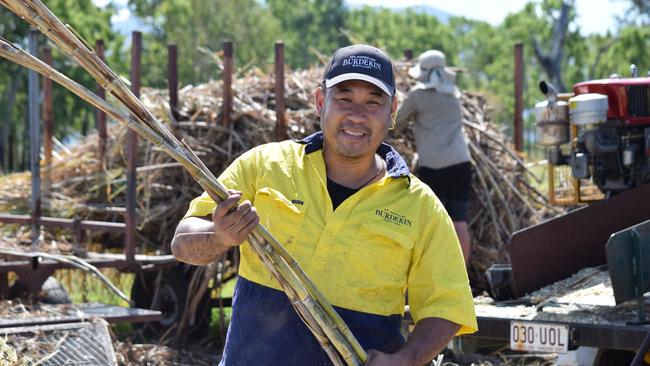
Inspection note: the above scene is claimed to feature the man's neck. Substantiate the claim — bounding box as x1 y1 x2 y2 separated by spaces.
323 148 382 189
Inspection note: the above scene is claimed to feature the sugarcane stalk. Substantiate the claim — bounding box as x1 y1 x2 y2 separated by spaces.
468 141 517 231
469 140 536 215
253 226 366 359
468 156 504 244
0 4 367 363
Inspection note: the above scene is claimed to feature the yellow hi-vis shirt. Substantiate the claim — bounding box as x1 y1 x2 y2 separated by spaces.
184 133 477 335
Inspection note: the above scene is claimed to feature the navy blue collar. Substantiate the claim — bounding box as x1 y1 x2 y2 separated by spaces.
296 132 411 182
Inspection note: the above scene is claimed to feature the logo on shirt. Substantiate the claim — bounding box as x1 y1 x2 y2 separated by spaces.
375 208 412 227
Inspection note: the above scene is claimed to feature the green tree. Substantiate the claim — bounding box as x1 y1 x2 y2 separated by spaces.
129 0 282 87
0 1 125 173
345 7 456 63
589 26 650 78
620 0 650 25
266 0 347 69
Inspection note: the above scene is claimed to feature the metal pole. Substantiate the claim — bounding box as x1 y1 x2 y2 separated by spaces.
274 41 287 141
403 49 413 61
95 40 107 167
168 44 179 121
514 42 524 153
42 46 53 212
126 31 142 267
222 41 233 126
634 229 646 323
28 29 41 249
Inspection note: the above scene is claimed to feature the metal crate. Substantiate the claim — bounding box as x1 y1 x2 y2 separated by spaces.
1 318 117 366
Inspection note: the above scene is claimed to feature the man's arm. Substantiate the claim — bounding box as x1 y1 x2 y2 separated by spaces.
365 317 460 366
393 91 417 133
171 190 259 266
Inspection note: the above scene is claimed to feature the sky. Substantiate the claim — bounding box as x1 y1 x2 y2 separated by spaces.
346 0 629 35
95 0 629 36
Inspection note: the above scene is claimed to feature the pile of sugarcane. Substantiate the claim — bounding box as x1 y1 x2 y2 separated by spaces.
0 52 561 295
0 1 369 364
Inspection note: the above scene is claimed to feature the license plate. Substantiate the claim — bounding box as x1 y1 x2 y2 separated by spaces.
510 321 569 353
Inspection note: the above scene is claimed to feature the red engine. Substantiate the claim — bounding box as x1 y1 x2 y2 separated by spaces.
535 76 650 193
573 77 650 126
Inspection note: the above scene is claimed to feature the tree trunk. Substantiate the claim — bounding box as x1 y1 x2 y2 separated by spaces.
81 107 89 136
532 1 571 92
1 70 23 172
8 125 15 172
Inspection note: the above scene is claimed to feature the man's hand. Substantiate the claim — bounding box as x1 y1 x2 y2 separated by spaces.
171 190 259 266
364 318 460 366
212 189 259 246
365 350 411 366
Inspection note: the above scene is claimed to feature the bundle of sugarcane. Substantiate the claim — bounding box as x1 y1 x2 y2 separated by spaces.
0 1 364 364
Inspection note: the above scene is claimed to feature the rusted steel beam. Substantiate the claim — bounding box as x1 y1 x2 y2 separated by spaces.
0 258 171 275
0 304 161 328
513 42 524 153
126 31 142 267
28 29 41 248
274 41 288 141
168 44 179 121
0 259 129 272
95 40 107 167
0 214 126 232
42 46 53 204
403 49 413 61
222 40 233 126
509 183 650 297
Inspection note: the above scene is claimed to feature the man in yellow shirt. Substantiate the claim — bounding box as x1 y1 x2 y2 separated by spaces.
171 44 477 366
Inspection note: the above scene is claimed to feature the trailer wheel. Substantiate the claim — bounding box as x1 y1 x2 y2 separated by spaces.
9 276 72 304
594 348 637 366
131 265 210 339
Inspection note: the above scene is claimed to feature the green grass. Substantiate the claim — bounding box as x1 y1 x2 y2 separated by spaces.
55 269 134 306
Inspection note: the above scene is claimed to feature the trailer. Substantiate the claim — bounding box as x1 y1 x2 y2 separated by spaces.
460 184 650 366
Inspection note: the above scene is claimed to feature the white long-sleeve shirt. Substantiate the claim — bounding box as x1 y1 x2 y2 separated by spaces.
396 88 470 169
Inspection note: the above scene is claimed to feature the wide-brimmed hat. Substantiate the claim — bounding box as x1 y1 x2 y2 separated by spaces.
323 44 395 96
408 49 459 96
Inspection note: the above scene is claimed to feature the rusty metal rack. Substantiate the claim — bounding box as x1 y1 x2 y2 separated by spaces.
0 302 161 328
1 319 118 365
0 233 176 300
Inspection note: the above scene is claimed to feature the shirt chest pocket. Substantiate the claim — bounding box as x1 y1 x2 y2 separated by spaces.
346 223 415 286
254 188 308 249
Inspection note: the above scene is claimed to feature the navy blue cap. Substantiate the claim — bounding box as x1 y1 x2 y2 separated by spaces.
323 44 395 96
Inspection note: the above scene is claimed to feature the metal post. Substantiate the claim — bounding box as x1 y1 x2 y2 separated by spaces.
95 40 107 167
28 29 41 249
126 31 142 267
274 41 287 141
168 44 179 121
222 41 233 126
514 42 524 153
403 49 413 61
634 229 646 322
42 46 53 212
